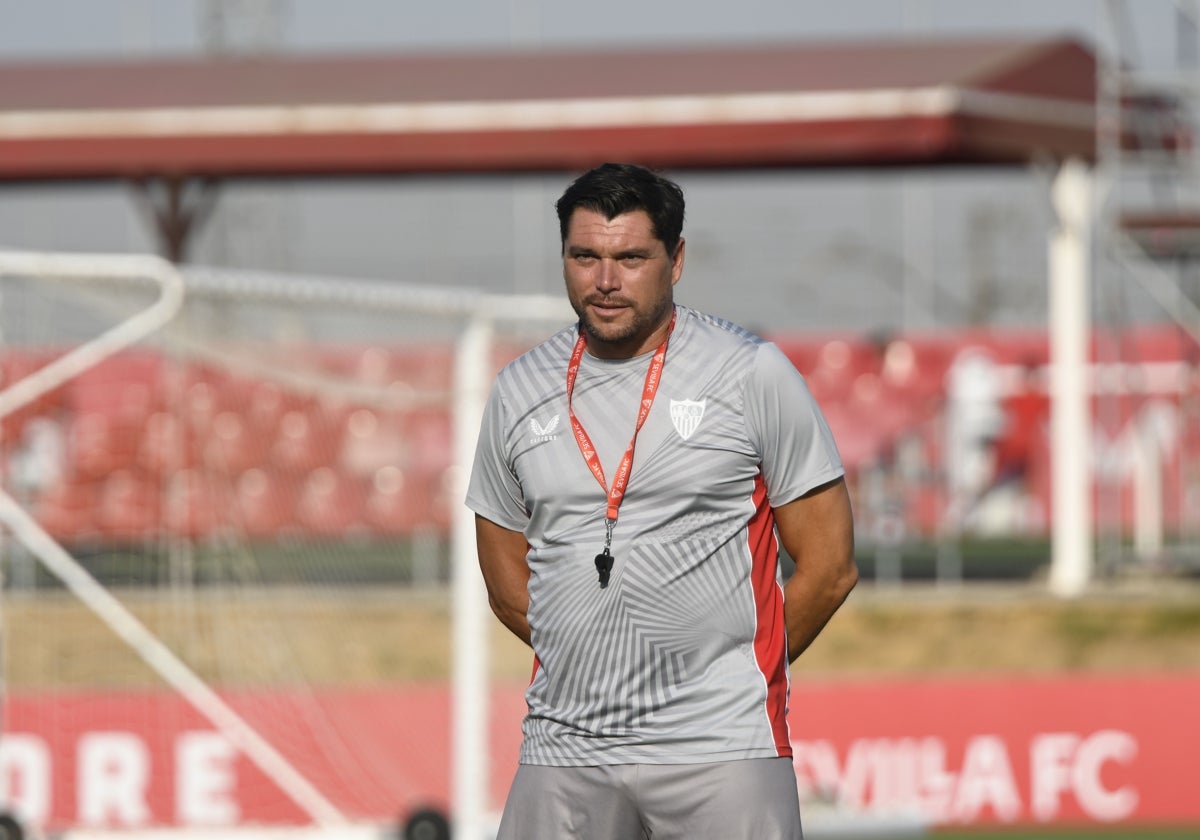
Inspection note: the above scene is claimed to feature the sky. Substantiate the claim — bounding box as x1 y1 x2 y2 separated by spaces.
0 1 1118 57
0 1 1189 335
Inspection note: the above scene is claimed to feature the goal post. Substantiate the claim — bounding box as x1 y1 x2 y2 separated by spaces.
0 250 571 838
449 315 495 840
0 491 347 829
182 266 572 838
0 252 183 421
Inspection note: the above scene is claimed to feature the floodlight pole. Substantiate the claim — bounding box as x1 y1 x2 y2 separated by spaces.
1048 158 1095 597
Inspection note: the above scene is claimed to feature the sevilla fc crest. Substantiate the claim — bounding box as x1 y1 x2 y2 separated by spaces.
669 398 706 441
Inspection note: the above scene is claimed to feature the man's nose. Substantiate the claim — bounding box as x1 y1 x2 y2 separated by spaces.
596 259 619 291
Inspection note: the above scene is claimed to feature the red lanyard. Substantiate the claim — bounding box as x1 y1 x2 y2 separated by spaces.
566 310 676 539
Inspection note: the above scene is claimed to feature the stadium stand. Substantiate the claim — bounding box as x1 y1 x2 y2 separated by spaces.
4 326 1196 548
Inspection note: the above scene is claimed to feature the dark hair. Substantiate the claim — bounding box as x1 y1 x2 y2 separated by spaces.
555 162 685 255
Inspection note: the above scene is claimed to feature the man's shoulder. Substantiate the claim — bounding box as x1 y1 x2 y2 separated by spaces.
673 308 809 398
494 323 576 388
675 306 767 360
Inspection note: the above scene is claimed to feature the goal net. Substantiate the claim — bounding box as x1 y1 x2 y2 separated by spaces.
0 251 570 839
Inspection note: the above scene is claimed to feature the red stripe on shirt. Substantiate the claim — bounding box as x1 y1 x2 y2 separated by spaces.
748 472 792 756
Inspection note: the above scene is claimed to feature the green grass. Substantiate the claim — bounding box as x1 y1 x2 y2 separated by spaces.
28 537 449 587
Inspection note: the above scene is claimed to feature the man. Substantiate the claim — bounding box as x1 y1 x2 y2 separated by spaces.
467 162 857 839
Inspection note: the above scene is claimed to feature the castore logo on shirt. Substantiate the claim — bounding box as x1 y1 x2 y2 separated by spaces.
529 414 560 444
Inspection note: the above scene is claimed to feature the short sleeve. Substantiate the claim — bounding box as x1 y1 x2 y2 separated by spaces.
744 342 844 508
465 377 530 532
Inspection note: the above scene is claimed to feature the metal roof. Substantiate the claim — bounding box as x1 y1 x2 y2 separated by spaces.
0 36 1100 182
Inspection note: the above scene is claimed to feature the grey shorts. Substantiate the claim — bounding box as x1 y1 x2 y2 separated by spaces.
496 757 804 840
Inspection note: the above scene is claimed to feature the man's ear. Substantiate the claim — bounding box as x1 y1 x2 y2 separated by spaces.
671 238 686 285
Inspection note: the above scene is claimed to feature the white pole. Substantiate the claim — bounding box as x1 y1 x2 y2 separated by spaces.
1132 413 1165 561
451 315 494 840
0 251 348 827
0 252 182 418
0 490 348 827
1048 159 1095 597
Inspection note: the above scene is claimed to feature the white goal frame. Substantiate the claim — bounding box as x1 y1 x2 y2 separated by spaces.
0 251 572 838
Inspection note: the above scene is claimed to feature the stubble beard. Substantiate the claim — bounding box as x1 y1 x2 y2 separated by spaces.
573 293 674 354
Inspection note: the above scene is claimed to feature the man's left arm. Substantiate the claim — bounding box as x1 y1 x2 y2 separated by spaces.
775 475 857 663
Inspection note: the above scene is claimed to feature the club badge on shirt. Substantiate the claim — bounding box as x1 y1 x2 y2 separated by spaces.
669 398 706 441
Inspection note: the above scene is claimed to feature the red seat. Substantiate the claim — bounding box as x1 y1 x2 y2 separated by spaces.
805 339 857 404
296 467 365 537
425 466 458 534
363 465 429 535
165 469 230 539
403 410 452 479
183 378 222 435
95 470 161 541
31 478 99 541
2 349 71 425
849 372 920 446
349 346 397 388
205 411 271 474
67 412 136 480
137 411 200 475
271 408 338 474
233 468 297 539
339 407 408 479
69 352 163 419
245 381 289 437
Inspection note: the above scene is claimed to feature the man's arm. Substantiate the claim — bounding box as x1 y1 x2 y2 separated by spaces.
776 476 857 663
475 514 533 647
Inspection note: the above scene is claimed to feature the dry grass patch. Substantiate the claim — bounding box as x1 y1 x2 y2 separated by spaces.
6 581 1200 689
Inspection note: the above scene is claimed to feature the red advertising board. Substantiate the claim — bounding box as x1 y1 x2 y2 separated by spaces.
1 673 1196 832
788 674 1197 828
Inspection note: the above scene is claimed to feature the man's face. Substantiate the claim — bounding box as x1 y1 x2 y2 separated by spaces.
563 207 684 360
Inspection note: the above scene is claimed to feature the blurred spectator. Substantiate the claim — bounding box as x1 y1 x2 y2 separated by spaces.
945 355 1051 530
943 347 1004 532
9 410 66 497
991 360 1049 491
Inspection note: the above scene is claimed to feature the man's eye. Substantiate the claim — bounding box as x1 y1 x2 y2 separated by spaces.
620 256 646 265
574 254 596 264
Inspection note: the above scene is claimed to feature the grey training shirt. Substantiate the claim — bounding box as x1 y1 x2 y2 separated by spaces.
467 305 844 766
